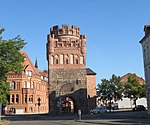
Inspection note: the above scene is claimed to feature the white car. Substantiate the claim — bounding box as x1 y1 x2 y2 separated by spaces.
90 106 107 114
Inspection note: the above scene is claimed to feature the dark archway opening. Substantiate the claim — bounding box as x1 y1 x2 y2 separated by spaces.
59 96 75 114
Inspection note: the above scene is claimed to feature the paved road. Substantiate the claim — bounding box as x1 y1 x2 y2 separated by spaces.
2 110 150 125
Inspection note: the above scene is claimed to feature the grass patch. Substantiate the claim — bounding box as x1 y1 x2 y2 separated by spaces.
0 120 9 125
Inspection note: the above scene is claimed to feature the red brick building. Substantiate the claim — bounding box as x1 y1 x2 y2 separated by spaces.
5 52 49 114
46 25 97 114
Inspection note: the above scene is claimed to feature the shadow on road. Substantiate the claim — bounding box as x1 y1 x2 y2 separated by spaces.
2 110 150 125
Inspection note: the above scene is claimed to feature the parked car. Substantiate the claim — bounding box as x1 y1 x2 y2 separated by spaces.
132 105 146 111
90 106 107 114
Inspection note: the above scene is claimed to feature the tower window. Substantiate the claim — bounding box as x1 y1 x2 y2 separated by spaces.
64 41 67 46
56 59 58 64
66 59 69 64
76 59 78 64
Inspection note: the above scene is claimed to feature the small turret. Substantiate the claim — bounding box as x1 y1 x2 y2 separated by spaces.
81 35 86 54
144 24 150 35
47 34 54 53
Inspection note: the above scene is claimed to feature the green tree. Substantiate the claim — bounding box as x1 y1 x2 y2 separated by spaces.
110 74 123 101
123 74 146 107
97 79 110 105
97 74 123 111
0 28 26 106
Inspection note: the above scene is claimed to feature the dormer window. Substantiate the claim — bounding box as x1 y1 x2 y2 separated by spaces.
26 71 32 76
41 76 44 80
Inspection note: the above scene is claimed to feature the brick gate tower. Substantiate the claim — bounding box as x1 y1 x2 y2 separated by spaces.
47 25 96 114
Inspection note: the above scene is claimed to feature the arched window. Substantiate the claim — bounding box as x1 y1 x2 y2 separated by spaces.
16 94 19 103
72 41 75 46
29 95 33 103
55 55 59 64
76 59 78 64
24 82 27 88
75 54 79 64
51 56 54 64
27 82 30 88
64 41 67 46
66 59 69 64
29 107 33 112
26 71 32 76
65 55 69 64
12 94 14 103
16 82 20 90
70 54 73 64
56 59 58 64
60 54 64 64
80 56 84 64
10 81 15 89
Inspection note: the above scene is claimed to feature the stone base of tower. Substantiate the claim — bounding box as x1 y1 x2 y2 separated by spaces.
48 68 89 114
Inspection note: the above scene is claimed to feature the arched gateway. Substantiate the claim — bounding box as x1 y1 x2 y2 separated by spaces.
47 25 97 114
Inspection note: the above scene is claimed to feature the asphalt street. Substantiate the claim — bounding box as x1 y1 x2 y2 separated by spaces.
2 110 150 125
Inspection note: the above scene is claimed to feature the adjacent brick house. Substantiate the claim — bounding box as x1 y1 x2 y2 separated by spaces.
46 25 97 114
120 73 145 85
5 52 49 114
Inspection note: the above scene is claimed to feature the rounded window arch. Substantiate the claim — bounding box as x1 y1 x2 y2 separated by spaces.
51 56 54 64
55 55 59 64
10 81 15 89
24 81 27 88
80 56 84 64
70 54 73 64
29 107 33 112
75 54 79 64
60 54 64 64
65 55 69 64
26 70 32 76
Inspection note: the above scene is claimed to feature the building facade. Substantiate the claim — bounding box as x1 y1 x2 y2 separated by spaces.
140 24 150 114
46 25 96 114
5 52 49 114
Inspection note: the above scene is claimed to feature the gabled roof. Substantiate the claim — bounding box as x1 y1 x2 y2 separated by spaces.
21 52 47 77
86 68 96 75
120 73 145 85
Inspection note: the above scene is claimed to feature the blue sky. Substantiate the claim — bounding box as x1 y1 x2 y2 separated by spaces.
0 0 149 84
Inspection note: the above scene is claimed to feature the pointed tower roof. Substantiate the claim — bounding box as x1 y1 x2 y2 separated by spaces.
35 58 38 69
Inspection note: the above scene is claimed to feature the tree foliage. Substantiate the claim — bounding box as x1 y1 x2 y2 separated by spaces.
97 74 123 105
123 74 146 106
0 28 26 105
